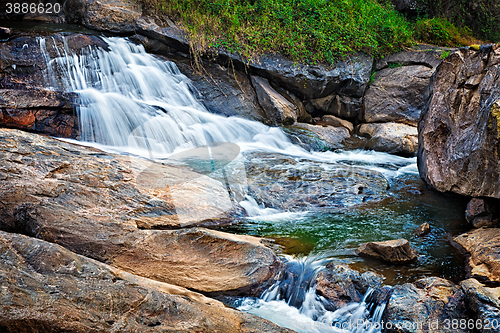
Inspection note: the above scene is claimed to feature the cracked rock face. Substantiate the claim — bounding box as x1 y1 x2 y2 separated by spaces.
453 227 500 283
383 277 469 333
0 128 279 294
418 44 500 198
0 230 292 333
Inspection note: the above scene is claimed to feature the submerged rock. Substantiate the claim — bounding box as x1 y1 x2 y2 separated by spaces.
244 152 389 212
383 277 469 333
418 44 500 198
0 128 279 293
358 122 418 156
453 228 500 283
0 231 292 333
356 239 418 264
461 279 500 332
315 263 384 310
414 222 431 237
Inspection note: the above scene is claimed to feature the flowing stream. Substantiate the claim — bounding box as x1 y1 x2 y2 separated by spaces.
38 34 468 332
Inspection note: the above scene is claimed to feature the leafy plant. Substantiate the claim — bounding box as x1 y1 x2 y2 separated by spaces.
440 50 451 59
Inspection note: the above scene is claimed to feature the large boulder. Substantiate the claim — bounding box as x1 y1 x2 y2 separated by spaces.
64 0 141 34
453 228 500 283
0 231 292 333
356 239 418 264
358 122 418 156
319 115 354 133
362 47 447 126
374 46 447 71
0 88 77 137
418 44 500 198
250 53 373 100
461 279 500 332
383 277 469 333
306 94 363 121
0 128 280 293
251 76 298 125
315 263 384 310
362 65 434 126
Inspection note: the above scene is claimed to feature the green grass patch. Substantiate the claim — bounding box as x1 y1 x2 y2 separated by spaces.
135 0 485 64
414 17 476 47
137 0 415 64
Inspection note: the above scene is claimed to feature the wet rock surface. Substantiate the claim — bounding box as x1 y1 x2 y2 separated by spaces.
358 122 418 156
0 230 292 333
244 152 389 212
383 277 469 333
453 228 500 283
414 222 431 237
0 33 108 137
315 263 384 310
460 279 500 332
0 128 279 293
356 239 417 264
465 197 499 228
418 44 500 198
174 59 267 122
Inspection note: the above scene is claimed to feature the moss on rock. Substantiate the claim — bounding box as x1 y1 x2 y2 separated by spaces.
491 101 500 138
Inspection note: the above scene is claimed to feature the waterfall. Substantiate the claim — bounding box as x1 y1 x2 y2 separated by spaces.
39 35 406 332
39 35 417 178
237 256 390 333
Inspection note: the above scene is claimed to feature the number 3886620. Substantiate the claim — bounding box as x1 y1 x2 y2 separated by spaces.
5 2 62 14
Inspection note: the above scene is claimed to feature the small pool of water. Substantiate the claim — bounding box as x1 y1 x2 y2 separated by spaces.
221 174 470 285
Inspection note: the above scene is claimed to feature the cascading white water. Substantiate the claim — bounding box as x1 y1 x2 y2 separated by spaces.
39 35 417 177
237 256 389 333
39 35 408 332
